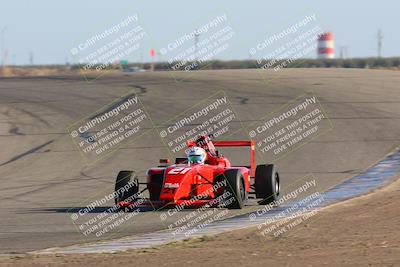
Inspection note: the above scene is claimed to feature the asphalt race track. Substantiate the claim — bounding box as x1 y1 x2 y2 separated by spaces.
1 68 400 254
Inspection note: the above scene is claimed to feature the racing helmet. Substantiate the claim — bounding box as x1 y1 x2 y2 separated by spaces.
186 146 207 164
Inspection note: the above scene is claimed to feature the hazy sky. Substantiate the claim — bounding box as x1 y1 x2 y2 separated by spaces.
0 0 398 65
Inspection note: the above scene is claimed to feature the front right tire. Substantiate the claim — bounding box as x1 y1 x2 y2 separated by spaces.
223 169 247 209
255 164 280 205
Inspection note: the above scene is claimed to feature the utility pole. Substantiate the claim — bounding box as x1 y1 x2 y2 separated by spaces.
194 29 199 63
29 51 34 65
339 46 349 59
1 27 6 68
377 29 383 58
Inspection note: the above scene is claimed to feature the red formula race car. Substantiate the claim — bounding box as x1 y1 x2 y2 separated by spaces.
114 135 280 210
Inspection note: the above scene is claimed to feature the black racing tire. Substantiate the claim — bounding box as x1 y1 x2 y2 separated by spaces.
114 170 139 205
255 164 280 205
223 169 247 209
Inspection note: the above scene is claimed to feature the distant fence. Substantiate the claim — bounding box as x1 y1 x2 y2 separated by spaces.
7 57 400 71
140 58 400 70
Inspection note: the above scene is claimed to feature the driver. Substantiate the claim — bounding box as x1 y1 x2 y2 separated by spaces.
186 146 207 165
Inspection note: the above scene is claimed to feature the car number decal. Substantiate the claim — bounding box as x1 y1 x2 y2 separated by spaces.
167 167 191 175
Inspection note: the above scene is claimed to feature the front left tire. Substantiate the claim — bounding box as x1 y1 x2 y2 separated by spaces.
114 170 139 205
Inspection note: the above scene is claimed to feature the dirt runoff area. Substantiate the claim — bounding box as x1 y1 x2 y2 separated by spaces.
1 177 400 267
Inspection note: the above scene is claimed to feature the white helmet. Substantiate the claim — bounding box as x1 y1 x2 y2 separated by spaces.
186 146 207 164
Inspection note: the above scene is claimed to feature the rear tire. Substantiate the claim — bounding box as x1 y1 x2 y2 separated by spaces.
115 170 139 205
255 164 280 205
223 169 247 209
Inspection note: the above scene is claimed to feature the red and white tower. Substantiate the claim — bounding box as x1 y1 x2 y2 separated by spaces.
317 32 334 59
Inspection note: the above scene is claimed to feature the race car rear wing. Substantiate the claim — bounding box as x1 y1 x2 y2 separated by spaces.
213 140 256 177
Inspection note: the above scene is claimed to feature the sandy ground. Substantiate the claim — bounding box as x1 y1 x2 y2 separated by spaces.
1 175 399 267
0 67 121 77
0 67 71 77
